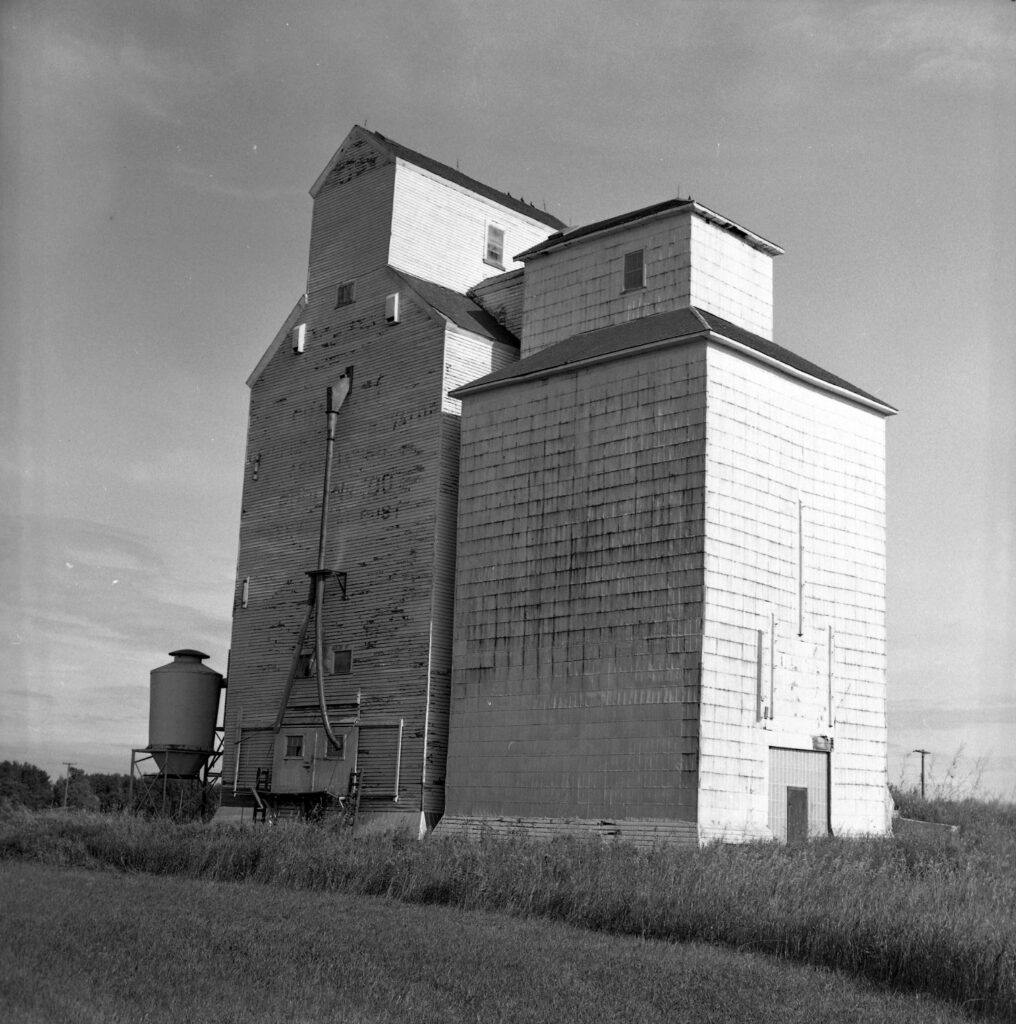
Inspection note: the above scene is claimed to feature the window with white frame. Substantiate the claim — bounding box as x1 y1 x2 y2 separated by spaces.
484 225 505 268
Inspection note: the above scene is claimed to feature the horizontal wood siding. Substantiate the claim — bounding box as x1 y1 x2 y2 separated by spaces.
445 343 708 826
307 144 395 297
435 814 698 849
222 269 450 813
389 162 557 294
469 270 525 340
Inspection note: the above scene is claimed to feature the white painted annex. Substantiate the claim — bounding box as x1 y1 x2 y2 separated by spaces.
698 343 891 842
440 193 895 846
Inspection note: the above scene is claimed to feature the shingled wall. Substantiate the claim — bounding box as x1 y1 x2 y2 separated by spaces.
442 342 708 831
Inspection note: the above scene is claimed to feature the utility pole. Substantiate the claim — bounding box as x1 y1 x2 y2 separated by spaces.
61 762 77 808
913 749 931 799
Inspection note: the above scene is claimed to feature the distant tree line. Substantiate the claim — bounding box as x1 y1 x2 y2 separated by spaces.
0 760 133 813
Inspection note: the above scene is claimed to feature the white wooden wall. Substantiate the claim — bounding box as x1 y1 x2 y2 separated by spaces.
689 217 773 340
698 345 889 841
520 209 775 357
389 162 556 294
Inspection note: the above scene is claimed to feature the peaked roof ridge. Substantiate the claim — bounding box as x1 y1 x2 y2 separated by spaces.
690 307 894 411
312 125 566 231
246 293 309 387
516 197 783 261
517 198 695 260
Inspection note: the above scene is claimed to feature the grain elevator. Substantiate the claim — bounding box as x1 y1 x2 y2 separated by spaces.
217 126 894 844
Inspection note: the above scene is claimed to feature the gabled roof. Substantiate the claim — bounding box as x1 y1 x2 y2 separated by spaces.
247 271 519 388
516 199 783 261
451 307 895 415
246 294 308 387
392 270 519 348
311 126 567 231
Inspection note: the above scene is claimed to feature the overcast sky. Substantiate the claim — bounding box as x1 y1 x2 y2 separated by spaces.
2 0 1013 798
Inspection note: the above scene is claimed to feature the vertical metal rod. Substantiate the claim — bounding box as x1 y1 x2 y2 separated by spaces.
769 612 776 718
756 629 764 721
797 499 804 636
914 748 931 798
62 763 75 808
232 705 243 796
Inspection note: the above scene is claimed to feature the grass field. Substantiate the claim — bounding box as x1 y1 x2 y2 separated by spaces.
0 861 986 1024
0 794 1013 1021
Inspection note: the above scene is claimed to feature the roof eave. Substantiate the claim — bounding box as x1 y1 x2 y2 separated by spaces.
705 329 897 416
515 199 783 262
453 326 895 416
246 294 309 387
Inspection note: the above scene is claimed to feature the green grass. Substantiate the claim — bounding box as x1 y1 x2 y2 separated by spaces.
0 799 1013 1020
0 861 984 1024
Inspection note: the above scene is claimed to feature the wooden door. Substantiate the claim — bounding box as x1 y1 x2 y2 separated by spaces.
787 786 809 843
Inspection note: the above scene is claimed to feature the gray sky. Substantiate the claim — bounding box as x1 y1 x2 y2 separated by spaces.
2 0 1013 797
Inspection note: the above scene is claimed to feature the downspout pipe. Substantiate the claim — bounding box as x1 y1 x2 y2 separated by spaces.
313 369 353 755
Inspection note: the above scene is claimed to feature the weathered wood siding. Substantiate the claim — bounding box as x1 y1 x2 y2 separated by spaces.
307 137 395 298
698 345 889 841
420 328 519 815
520 210 775 357
469 269 525 339
223 269 450 819
389 162 555 294
224 131 557 826
520 213 692 357
444 342 707 828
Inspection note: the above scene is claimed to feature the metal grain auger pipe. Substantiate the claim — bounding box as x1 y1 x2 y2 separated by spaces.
313 369 353 756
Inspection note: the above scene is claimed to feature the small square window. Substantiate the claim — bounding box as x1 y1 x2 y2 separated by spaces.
285 734 303 758
623 250 645 291
329 648 353 676
336 281 356 307
484 225 505 268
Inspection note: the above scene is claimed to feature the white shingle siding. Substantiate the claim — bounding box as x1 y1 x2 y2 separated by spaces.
698 345 888 841
689 216 774 341
520 215 694 356
520 210 775 357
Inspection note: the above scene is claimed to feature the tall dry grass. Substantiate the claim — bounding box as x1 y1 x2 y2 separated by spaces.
1 801 1013 1020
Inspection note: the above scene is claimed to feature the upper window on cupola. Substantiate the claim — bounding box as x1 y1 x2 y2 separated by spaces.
485 225 505 268
623 250 646 292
